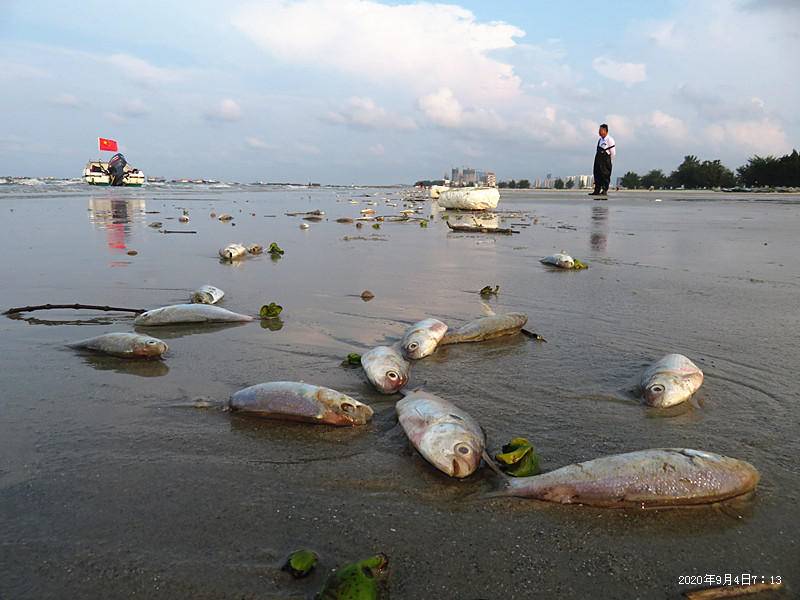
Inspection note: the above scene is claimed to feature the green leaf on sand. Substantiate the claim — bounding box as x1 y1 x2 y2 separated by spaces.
419 220 428 228
372 223 381 229
572 258 589 270
342 352 362 366
283 549 318 578
317 553 389 600
479 285 499 297
268 242 285 256
495 437 540 477
259 302 283 319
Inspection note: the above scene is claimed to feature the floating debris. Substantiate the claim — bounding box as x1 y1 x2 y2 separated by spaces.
495 437 540 477
360 290 375 301
300 222 310 230
219 243 247 260
268 242 285 256
127 250 138 256
479 285 499 297
191 285 224 305
246 244 263 255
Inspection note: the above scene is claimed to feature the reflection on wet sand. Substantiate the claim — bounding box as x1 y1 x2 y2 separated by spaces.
590 205 609 252
133 321 251 339
87 196 147 256
79 354 170 377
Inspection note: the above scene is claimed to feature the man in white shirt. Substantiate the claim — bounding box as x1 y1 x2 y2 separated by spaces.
590 123 616 196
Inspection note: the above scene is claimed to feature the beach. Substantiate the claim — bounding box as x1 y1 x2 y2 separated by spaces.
1 184 798 599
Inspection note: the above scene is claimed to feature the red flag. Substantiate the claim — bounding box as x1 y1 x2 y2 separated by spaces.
98 137 118 152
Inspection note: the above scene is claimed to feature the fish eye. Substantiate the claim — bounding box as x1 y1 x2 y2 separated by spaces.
408 342 419 351
386 371 399 381
146 340 158 345
455 443 471 455
341 402 355 413
649 384 665 394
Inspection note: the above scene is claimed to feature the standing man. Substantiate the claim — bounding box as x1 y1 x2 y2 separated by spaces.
590 123 615 196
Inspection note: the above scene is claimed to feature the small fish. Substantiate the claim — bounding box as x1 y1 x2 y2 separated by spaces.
361 345 410 394
134 304 253 326
218 213 233 221
440 313 528 345
540 253 575 269
219 243 247 260
246 243 263 255
190 285 225 305
178 215 189 223
68 332 168 359
396 389 484 478
493 448 759 508
640 353 704 407
229 382 373 426
400 318 448 359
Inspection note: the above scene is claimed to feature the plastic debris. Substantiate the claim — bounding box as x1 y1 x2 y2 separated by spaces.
495 437 540 477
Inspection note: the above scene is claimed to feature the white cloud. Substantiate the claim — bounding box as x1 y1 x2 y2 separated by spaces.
648 110 688 143
645 20 682 48
51 93 81 108
325 97 417 130
106 54 183 87
205 98 242 122
120 98 149 117
294 142 320 155
246 136 273 150
368 143 385 156
418 88 463 128
232 0 524 103
592 57 647 85
703 119 790 156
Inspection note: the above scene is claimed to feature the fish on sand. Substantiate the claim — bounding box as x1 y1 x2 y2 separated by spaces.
400 318 448 359
229 381 373 426
134 304 253 326
219 243 247 260
640 354 704 407
493 448 758 508
67 332 168 358
396 389 485 478
439 313 528 345
190 285 225 305
540 253 575 269
361 344 410 394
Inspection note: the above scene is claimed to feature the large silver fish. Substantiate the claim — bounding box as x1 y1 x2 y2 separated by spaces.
396 389 484 478
219 243 247 260
190 284 225 305
440 313 528 345
361 345 410 394
400 318 448 359
494 448 759 508
134 304 253 326
229 382 373 426
68 332 168 359
540 253 575 269
640 354 704 407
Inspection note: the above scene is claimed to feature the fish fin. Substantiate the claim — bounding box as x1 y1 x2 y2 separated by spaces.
482 450 509 479
480 301 496 316
398 382 426 397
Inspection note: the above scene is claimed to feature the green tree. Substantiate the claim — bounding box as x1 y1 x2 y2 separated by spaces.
508 179 517 189
554 178 564 189
517 179 531 189
565 179 575 189
669 155 703 188
737 151 800 187
621 171 640 189
498 180 508 189
640 169 667 189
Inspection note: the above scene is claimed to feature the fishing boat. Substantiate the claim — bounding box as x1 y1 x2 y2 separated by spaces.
83 153 145 186
436 186 500 210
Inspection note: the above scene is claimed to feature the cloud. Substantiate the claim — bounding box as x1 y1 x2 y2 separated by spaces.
232 0 524 102
648 110 688 143
120 98 149 117
325 97 416 130
205 98 242 122
106 53 183 87
703 119 791 155
51 93 81 108
368 143 385 156
592 57 647 85
246 136 273 150
417 87 506 132
645 20 683 48
294 142 320 155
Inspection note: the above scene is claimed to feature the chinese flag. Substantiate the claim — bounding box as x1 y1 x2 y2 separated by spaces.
98 137 118 152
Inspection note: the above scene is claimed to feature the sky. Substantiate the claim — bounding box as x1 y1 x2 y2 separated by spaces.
0 0 798 183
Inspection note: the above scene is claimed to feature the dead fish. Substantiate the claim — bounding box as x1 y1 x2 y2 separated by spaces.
218 213 233 221
229 381 373 426
134 304 253 326
179 215 189 223
361 345 410 394
540 253 575 269
440 313 528 345
68 332 168 359
219 243 247 260
246 243 263 255
336 217 354 223
396 389 484 478
148 222 162 228
360 208 376 215
640 354 704 407
190 285 225 305
401 318 448 359
493 448 759 508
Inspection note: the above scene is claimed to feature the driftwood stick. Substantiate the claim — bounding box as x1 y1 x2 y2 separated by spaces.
446 221 518 235
160 230 197 234
4 303 145 316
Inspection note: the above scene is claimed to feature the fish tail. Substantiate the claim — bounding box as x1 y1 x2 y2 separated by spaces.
480 301 496 316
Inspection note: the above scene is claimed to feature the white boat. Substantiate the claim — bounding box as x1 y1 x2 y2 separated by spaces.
436 186 499 210
83 161 145 186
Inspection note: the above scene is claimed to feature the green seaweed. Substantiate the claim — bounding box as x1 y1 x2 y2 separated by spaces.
572 258 589 270
268 242 285 256
316 554 389 600
419 220 428 228
259 302 283 319
342 352 362 367
372 223 381 230
283 549 318 578
479 285 500 297
495 437 540 477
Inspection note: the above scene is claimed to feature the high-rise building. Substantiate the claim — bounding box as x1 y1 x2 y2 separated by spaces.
487 172 496 187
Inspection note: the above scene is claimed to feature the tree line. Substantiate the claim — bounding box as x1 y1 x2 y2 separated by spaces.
621 150 800 190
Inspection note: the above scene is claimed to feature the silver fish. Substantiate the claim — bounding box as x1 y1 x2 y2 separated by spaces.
396 389 484 478
68 332 168 359
229 382 373 426
219 243 247 260
401 318 448 359
540 253 575 269
134 304 253 326
361 345 410 394
640 354 704 407
495 448 759 508
440 313 528 345
190 284 225 305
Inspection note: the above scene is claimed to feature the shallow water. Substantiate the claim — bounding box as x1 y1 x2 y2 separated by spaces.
1 184 798 599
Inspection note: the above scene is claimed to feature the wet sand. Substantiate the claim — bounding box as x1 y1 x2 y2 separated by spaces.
0 184 798 599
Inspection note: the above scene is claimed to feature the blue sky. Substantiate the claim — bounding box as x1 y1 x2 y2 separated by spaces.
1 0 797 183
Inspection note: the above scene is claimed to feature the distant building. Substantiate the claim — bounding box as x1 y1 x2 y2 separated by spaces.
486 172 496 187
